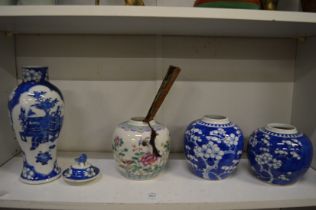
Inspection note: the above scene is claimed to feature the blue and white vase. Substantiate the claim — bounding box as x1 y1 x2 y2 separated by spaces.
8 66 64 184
248 123 313 185
184 115 244 180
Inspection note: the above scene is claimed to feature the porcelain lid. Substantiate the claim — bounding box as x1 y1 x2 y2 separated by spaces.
62 153 100 182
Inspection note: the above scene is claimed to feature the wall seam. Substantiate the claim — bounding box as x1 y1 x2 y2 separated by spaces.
290 37 300 124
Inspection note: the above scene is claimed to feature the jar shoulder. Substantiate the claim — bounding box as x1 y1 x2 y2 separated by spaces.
115 121 168 134
250 128 312 151
186 119 242 134
9 81 63 112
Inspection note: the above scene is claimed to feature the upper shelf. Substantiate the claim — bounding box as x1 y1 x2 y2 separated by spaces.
0 6 316 37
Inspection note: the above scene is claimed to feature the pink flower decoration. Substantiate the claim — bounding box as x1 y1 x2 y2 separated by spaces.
140 153 158 166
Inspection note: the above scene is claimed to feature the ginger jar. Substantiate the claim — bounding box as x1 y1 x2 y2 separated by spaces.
112 117 170 180
248 123 313 185
184 115 244 180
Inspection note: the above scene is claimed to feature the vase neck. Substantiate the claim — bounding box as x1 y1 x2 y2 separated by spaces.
22 66 49 83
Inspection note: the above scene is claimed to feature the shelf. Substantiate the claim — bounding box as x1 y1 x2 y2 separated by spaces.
0 152 316 210
0 6 316 37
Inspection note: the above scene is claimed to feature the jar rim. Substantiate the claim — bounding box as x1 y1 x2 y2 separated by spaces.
202 114 230 124
128 116 155 126
23 66 48 69
265 123 298 134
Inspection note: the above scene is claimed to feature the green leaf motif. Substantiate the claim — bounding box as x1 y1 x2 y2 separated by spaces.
143 168 152 172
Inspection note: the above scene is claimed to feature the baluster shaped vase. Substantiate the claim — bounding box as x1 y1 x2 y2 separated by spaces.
8 66 64 184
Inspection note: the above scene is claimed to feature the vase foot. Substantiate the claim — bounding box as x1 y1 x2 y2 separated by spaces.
20 170 61 185
20 161 62 185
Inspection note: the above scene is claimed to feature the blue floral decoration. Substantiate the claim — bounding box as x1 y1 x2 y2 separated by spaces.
35 151 52 165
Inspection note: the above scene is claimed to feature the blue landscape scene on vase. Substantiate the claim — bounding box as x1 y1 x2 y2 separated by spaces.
18 90 63 150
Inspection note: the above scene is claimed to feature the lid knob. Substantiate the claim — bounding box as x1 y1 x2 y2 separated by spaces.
75 153 87 165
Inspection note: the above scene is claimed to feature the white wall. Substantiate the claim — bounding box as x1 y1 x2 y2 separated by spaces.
16 35 295 152
292 37 316 169
0 34 19 165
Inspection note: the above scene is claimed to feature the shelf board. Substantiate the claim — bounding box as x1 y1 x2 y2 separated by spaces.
0 6 316 37
0 152 316 210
